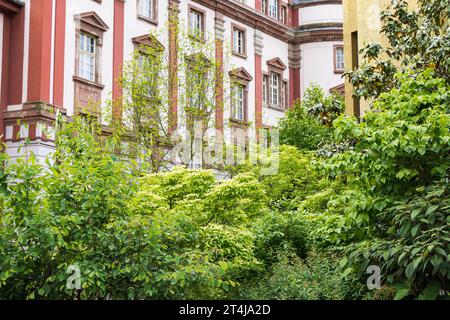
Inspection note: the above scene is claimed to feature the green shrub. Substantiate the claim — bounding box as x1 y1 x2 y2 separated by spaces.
239 251 346 300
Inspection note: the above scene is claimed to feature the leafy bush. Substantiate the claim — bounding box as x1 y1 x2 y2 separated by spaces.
319 70 450 299
345 0 450 100
238 251 346 300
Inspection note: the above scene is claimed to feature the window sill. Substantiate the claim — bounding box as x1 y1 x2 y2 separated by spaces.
232 51 247 60
188 33 206 43
137 15 158 26
266 104 285 112
334 69 344 74
230 118 250 127
73 75 105 90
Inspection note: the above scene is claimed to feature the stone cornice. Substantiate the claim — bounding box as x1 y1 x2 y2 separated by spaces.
193 0 292 42
293 0 342 8
192 0 342 44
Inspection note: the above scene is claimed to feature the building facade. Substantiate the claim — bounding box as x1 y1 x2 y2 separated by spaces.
0 0 344 162
343 0 417 116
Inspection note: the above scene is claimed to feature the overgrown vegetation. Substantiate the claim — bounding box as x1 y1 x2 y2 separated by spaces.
1 0 449 301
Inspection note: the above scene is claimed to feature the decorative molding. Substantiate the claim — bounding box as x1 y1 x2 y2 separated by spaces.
74 11 109 34
229 67 253 83
132 34 165 51
192 0 292 42
254 29 264 56
267 57 287 71
294 0 342 8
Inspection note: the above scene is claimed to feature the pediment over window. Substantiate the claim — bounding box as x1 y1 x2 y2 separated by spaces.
329 83 345 97
132 34 164 52
185 52 211 67
267 57 287 71
229 67 253 83
75 11 109 34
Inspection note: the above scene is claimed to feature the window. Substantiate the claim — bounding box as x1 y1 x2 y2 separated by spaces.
79 33 96 81
262 75 268 104
334 45 344 73
262 0 267 14
270 73 279 106
232 25 246 57
269 0 278 19
233 85 245 121
189 7 204 39
281 81 287 109
281 5 287 24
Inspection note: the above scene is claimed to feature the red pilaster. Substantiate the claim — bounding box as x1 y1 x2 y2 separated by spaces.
168 0 180 133
289 3 299 27
255 54 263 139
27 0 53 103
113 0 125 122
215 39 224 133
255 0 262 12
53 0 66 108
1 3 25 141
289 67 300 107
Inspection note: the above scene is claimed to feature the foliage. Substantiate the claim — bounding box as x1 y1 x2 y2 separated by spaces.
0 117 267 300
301 84 345 126
319 70 450 298
345 0 450 100
278 84 343 151
238 251 346 300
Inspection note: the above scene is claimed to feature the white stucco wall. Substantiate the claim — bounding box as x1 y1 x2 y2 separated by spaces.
299 4 343 25
300 41 344 97
64 0 115 119
261 34 289 128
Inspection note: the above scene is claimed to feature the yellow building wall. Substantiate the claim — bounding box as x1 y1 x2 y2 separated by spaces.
343 0 418 116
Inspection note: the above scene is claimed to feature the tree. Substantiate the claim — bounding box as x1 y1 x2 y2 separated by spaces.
278 84 343 151
320 70 450 299
345 0 450 101
118 26 233 172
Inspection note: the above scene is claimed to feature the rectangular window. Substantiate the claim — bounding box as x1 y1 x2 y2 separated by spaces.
270 73 279 106
233 85 245 121
262 0 267 14
141 0 153 19
189 7 204 39
269 0 278 19
262 75 268 104
281 5 287 24
281 81 287 109
79 33 96 81
232 26 246 56
335 46 344 72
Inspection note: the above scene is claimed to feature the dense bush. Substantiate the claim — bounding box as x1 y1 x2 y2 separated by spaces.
278 84 343 151
238 252 346 300
0 119 265 299
319 70 450 299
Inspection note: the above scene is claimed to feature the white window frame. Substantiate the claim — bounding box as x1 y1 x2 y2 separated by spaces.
269 0 278 19
262 75 268 104
140 0 154 19
335 46 345 71
233 85 245 121
79 33 96 82
189 9 203 38
270 73 279 107
233 28 245 55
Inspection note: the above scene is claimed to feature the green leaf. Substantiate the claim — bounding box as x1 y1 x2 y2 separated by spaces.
419 281 441 300
394 288 410 300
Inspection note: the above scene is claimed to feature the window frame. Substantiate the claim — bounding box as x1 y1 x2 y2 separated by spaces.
268 0 279 20
137 0 158 25
231 23 247 59
188 5 206 41
78 33 97 82
334 45 345 74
